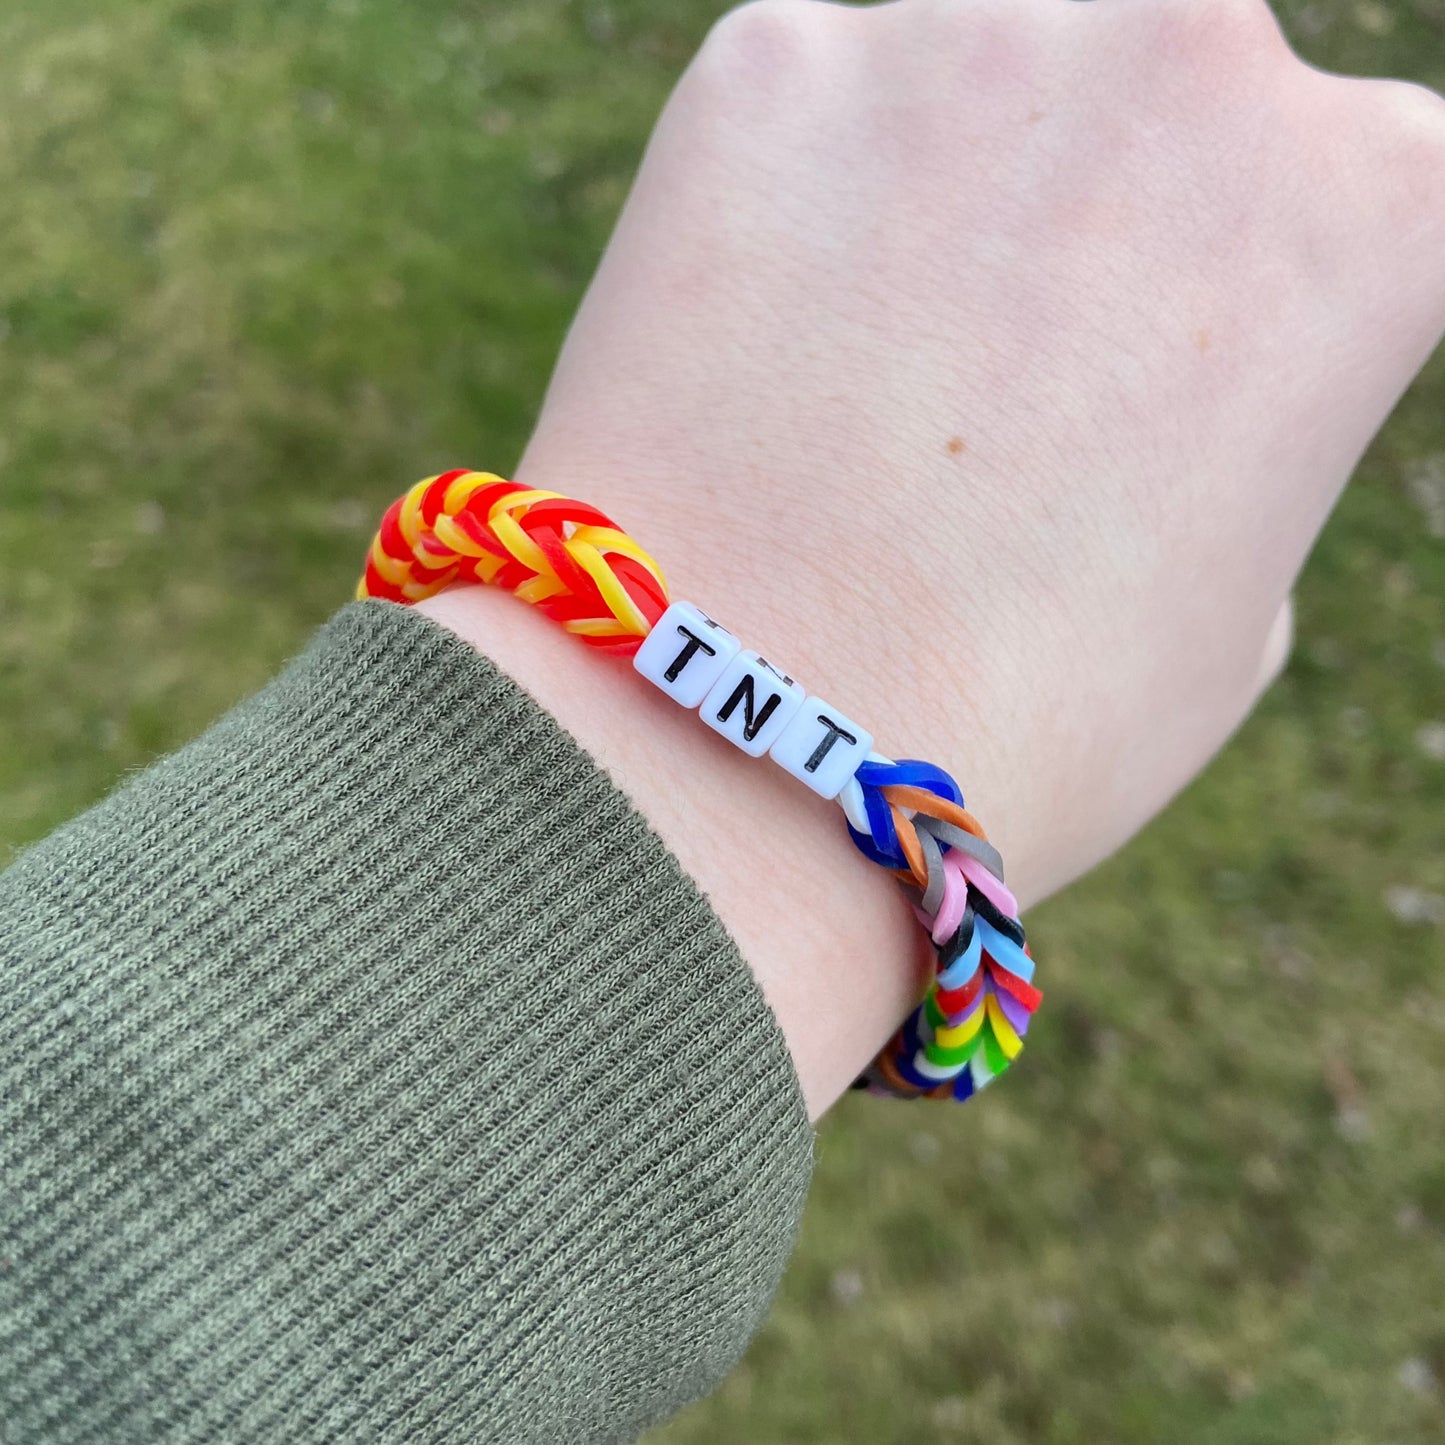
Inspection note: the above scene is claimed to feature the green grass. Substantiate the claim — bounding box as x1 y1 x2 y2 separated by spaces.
2 1 1443 1441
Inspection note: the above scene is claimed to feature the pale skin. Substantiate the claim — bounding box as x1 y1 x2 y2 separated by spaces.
418 0 1445 1122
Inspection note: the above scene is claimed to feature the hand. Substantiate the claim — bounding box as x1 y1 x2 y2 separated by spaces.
421 0 1445 1118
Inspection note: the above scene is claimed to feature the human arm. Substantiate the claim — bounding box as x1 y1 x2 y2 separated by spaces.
5 0 1445 1439
0 607 812 1443
421 0 1445 1118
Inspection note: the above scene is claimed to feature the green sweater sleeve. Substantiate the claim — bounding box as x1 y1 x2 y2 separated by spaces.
0 601 815 1444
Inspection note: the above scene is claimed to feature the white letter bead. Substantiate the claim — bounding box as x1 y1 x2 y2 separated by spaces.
701 651 807 758
633 601 742 708
769 696 874 799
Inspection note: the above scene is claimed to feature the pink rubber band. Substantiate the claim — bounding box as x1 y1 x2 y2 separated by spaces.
954 850 1019 920
922 851 1020 947
926 861 968 945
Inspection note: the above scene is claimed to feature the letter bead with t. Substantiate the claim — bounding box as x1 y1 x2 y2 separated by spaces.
769 699 874 799
632 601 742 707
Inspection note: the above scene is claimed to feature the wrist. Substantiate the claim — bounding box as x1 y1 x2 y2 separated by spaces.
406 443 1046 1117
414 574 925 1123
509 432 1051 893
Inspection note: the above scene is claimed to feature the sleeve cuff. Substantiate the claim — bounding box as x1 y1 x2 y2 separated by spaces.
0 599 815 1443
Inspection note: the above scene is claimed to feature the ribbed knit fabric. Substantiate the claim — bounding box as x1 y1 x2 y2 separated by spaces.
0 601 815 1444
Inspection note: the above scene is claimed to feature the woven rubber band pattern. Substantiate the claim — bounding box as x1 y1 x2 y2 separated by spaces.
360 470 1041 1101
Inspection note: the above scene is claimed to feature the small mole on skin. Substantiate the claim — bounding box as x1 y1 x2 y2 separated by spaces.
946 436 967 457
1196 328 1212 354
1026 109 1045 125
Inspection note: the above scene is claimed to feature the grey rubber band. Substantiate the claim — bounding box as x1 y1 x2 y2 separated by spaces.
911 814 1006 883
916 825 947 918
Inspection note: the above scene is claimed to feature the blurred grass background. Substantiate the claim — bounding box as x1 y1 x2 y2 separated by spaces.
0 0 1442 1440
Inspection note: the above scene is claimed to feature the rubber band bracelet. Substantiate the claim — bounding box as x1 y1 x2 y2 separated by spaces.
358 470 1040 1101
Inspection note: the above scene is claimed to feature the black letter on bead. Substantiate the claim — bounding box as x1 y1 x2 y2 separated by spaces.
804 715 858 773
664 627 717 684
716 674 783 742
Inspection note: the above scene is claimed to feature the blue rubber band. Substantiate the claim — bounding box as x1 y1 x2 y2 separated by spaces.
896 1022 943 1092
860 783 902 859
847 822 903 869
977 918 1034 983
855 758 964 805
937 922 983 990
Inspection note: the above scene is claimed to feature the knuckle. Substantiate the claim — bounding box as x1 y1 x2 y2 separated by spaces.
1373 79 1445 163
700 0 834 77
1331 78 1445 240
1376 83 1445 280
1149 0 1293 69
908 0 1012 35
873 0 1054 105
683 0 858 125
1291 74 1445 319
1201 0 1289 40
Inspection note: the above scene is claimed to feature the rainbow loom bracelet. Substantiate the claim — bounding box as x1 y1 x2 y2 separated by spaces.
359 470 1041 1101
